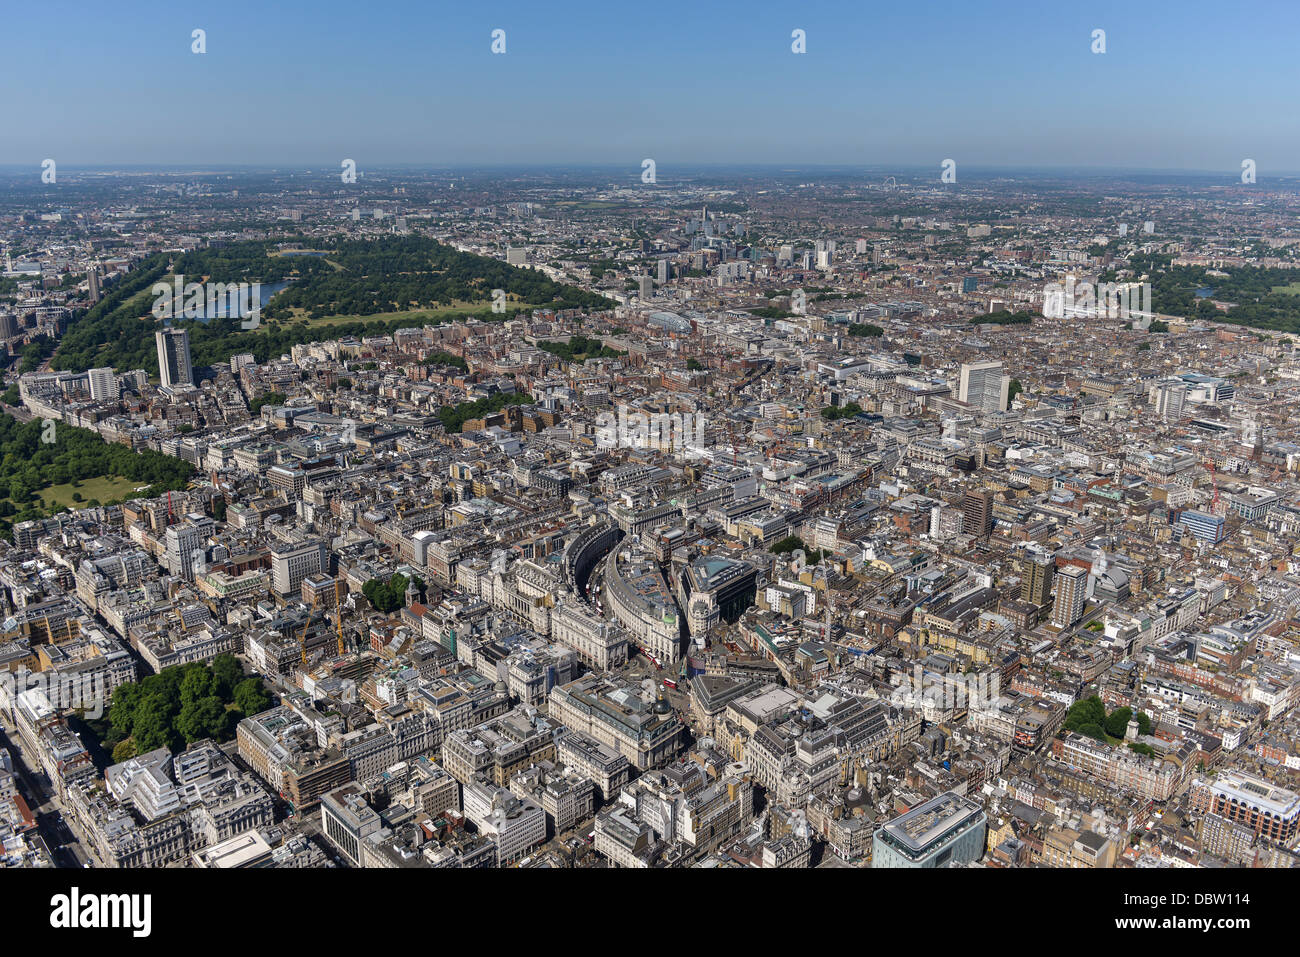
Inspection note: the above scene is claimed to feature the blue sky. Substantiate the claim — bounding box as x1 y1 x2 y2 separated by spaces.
3 0 1297 172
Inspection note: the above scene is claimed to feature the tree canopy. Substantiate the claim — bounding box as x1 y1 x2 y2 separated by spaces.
0 411 194 541
101 655 272 755
1064 695 1152 743
437 391 533 434
363 573 410 614
820 402 863 421
536 335 625 362
770 535 822 564
971 309 1033 326
50 237 612 375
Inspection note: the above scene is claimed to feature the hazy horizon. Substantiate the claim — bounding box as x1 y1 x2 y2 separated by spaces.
2 163 1297 182
4 0 1298 172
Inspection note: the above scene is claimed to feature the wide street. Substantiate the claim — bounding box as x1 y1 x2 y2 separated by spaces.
1 724 93 868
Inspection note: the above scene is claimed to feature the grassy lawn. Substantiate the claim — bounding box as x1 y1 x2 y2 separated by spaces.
276 300 548 328
1272 283 1300 295
268 251 344 271
38 475 146 510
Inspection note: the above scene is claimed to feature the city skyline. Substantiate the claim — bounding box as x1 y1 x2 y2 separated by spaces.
0 2 1289 931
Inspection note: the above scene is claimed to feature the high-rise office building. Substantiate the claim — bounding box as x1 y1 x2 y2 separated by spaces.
872 792 987 868
164 518 212 582
121 369 148 392
87 367 119 402
320 784 382 867
638 275 653 299
962 490 994 538
87 266 101 304
656 259 669 283
1151 379 1188 423
959 360 1010 413
156 327 193 388
1024 549 1056 610
271 538 329 595
1051 564 1088 628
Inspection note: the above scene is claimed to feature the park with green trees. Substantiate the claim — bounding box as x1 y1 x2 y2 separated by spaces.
770 535 822 565
48 237 611 376
820 402 863 421
249 392 287 415
1113 252 1300 334
436 390 533 434
536 335 625 362
424 351 468 371
1063 695 1153 748
0 411 194 541
746 306 795 320
93 655 275 762
363 573 411 613
971 309 1033 325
